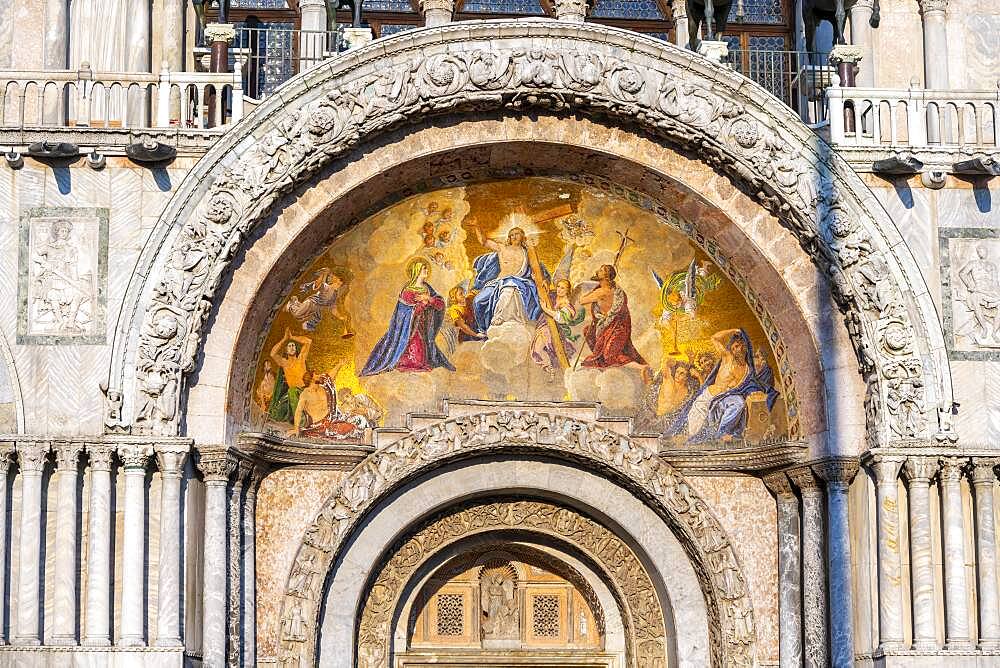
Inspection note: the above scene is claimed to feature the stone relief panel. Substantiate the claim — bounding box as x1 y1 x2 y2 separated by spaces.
17 207 108 345
940 228 1000 360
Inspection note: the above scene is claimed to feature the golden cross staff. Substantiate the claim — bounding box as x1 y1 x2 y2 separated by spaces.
571 225 634 370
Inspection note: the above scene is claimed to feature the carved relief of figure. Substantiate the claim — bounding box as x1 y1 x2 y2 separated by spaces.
282 600 307 642
31 219 94 334
480 563 519 641
287 551 319 598
958 243 1000 345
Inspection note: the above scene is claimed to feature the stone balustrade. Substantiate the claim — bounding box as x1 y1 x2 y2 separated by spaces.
827 84 1000 151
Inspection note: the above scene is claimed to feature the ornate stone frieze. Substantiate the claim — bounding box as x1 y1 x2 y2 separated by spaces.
125 23 945 449
354 500 659 667
277 411 755 667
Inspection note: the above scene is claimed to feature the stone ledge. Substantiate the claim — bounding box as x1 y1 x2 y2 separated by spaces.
0 646 185 668
0 126 222 156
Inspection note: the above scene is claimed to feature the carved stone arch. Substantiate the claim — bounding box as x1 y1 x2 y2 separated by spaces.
278 410 756 667
111 20 951 447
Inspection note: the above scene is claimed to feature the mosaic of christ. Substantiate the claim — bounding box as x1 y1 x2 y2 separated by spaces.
251 177 790 446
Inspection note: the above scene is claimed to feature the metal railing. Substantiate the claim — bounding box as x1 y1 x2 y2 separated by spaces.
0 64 244 129
232 26 343 99
827 85 1000 148
727 49 831 125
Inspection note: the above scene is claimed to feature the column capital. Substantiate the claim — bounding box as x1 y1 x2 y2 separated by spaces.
155 445 189 477
53 442 84 472
868 454 905 484
919 0 948 14
763 471 796 499
86 443 116 472
788 466 822 494
903 455 939 483
813 457 860 488
969 458 1000 487
197 447 237 484
298 0 327 7
16 442 49 473
118 443 153 471
828 44 865 66
0 441 14 473
552 0 589 22
940 456 968 483
851 0 875 9
204 22 236 44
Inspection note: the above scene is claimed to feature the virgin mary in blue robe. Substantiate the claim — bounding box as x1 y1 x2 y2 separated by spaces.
666 329 779 443
361 260 455 376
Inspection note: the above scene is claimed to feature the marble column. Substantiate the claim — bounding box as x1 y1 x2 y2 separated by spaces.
940 457 972 648
199 450 235 668
13 443 48 646
918 0 949 89
228 463 250 668
299 0 329 68
0 443 14 646
764 472 803 668
161 0 185 117
902 456 938 650
155 446 189 647
870 455 905 650
815 459 859 668
789 467 827 668
848 0 875 86
50 443 83 645
118 444 152 647
125 0 151 125
43 0 68 69
672 2 689 48
243 467 265 668
421 0 454 26
971 459 1000 649
83 445 115 646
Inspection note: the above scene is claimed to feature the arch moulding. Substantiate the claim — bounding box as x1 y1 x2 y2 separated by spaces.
277 409 754 667
111 20 951 448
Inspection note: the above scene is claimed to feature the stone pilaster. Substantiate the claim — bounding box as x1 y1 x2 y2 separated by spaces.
228 461 251 668
118 443 152 646
971 458 1000 649
83 444 116 646
13 442 48 645
50 442 84 645
869 455 905 650
918 0 949 89
198 448 236 668
814 458 859 668
788 466 827 668
155 445 189 647
940 457 972 648
420 0 454 27
0 442 13 645
243 465 266 668
764 472 802 668
902 456 938 650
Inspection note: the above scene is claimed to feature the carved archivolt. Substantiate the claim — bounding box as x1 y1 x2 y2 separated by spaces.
119 22 951 447
277 411 755 667
357 501 655 666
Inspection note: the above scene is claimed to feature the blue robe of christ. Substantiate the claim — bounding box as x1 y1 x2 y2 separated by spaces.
470 251 549 334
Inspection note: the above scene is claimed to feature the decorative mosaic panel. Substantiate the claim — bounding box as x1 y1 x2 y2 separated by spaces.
252 177 793 448
591 0 665 19
727 0 784 24
460 0 545 14
378 23 419 36
17 207 108 345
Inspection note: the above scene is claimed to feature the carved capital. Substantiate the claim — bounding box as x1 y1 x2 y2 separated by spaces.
16 443 49 473
53 442 84 472
155 445 189 477
969 458 999 487
918 0 948 14
939 456 967 485
118 443 153 471
197 448 236 483
813 457 860 489
762 471 796 499
0 442 14 475
86 443 116 471
204 22 236 44
828 44 865 66
902 456 938 483
787 466 822 495
419 0 454 12
553 0 588 22
868 455 905 485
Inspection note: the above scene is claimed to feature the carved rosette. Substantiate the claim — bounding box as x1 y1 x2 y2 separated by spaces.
129 26 944 448
277 411 755 668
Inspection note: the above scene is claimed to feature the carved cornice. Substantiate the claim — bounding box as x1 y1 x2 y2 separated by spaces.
236 432 373 469
52 442 84 472
661 440 809 474
119 22 948 453
902 455 938 483
16 443 49 473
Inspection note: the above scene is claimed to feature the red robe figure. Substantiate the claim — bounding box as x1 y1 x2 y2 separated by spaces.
579 264 651 382
361 258 455 375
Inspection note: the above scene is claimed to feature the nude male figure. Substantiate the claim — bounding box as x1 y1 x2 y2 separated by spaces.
474 225 529 278
959 243 1000 343
293 370 329 435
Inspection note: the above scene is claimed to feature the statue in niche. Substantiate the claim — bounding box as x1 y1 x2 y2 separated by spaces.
480 562 520 642
958 243 1000 346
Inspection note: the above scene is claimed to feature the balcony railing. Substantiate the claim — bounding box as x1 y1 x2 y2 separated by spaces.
0 64 244 131
827 85 1000 149
727 49 831 125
